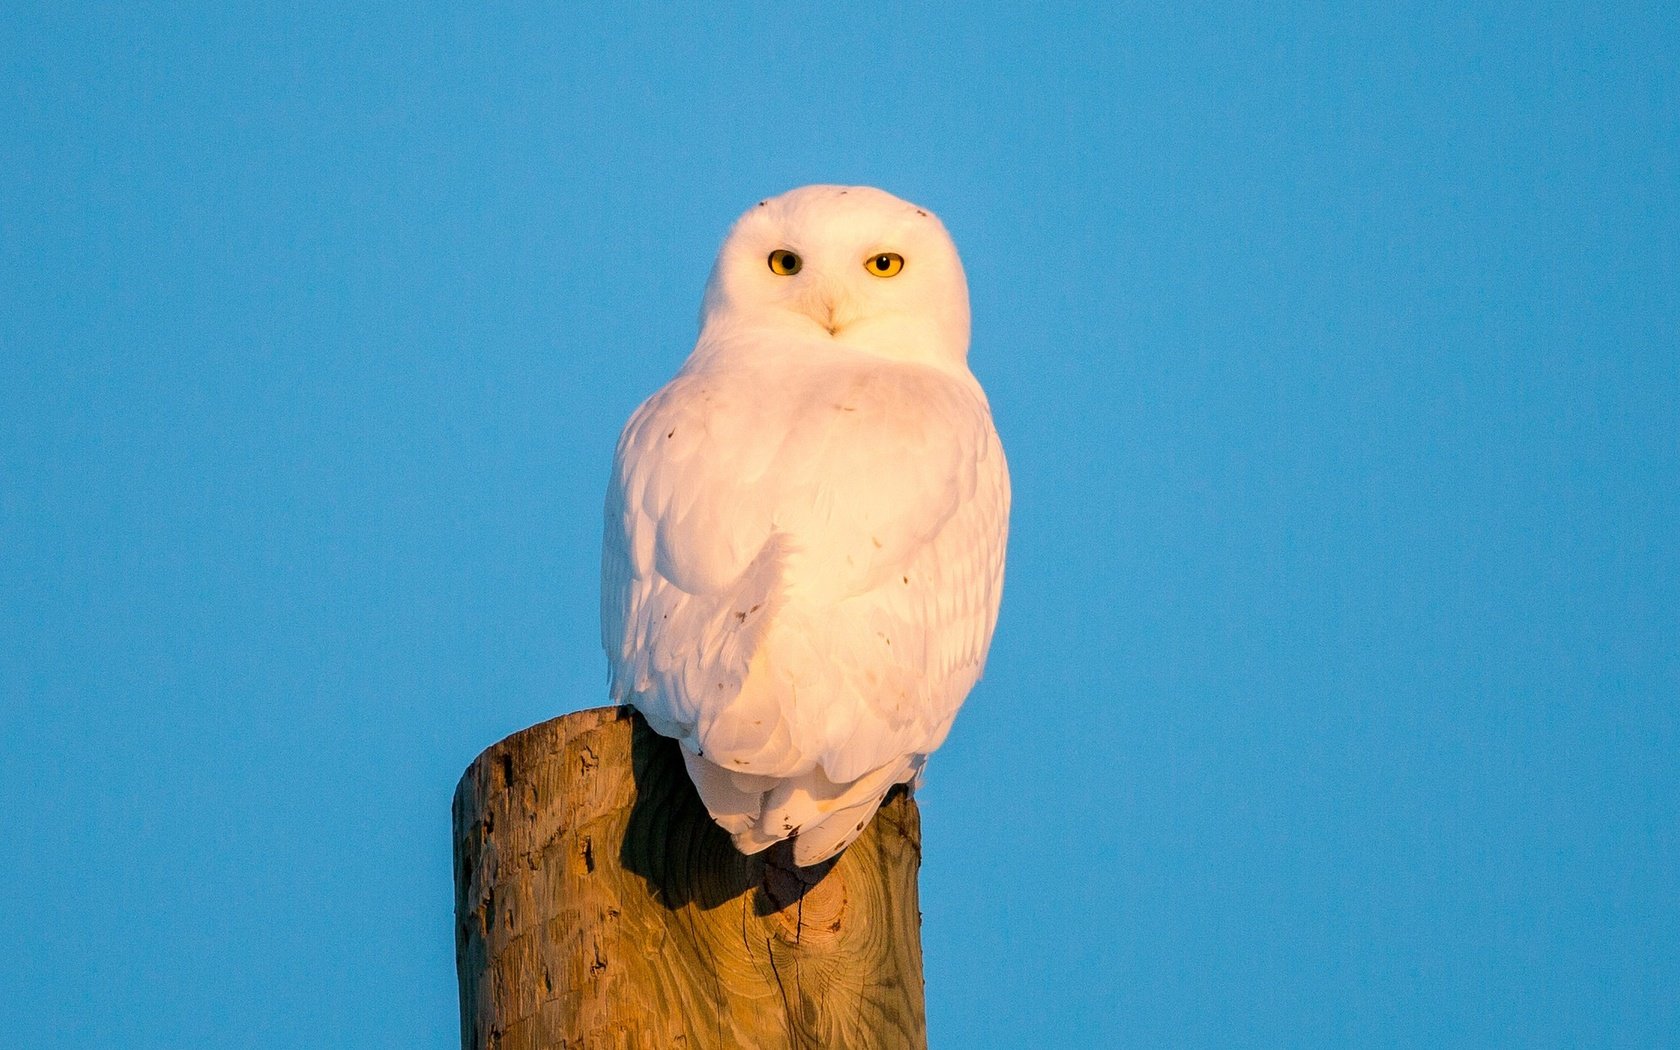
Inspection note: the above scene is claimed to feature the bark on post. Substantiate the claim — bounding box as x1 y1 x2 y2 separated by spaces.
452 705 928 1049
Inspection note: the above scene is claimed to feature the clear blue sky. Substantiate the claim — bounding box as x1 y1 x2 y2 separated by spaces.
3 5 1675 1048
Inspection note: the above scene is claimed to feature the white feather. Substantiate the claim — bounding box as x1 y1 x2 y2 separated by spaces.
601 185 1009 865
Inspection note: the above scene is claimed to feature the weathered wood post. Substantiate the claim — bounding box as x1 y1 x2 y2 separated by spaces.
453 705 928 1049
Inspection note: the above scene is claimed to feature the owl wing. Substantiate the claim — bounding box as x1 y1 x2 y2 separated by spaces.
711 378 1009 864
882 413 1008 741
798 385 1009 784
600 372 785 751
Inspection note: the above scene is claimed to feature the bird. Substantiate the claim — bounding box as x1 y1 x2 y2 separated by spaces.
600 185 1009 866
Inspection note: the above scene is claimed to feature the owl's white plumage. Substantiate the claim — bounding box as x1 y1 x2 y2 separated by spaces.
601 185 1009 865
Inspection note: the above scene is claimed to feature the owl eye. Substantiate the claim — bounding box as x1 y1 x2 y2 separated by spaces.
865 252 904 277
767 249 802 276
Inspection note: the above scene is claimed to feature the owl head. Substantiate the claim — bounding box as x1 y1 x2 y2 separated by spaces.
699 185 972 368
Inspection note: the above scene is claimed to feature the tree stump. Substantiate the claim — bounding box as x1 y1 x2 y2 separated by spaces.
452 706 928 1049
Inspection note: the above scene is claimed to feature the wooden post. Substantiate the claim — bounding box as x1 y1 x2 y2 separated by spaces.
452 706 928 1049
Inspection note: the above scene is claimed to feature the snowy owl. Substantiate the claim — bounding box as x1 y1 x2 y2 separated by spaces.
601 185 1009 866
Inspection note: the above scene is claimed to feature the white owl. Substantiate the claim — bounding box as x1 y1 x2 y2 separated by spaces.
601 185 1009 866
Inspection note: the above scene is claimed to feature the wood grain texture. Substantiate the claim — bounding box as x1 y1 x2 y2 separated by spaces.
453 706 927 1049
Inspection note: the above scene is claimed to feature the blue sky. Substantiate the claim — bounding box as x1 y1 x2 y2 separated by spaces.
2 4 1675 1048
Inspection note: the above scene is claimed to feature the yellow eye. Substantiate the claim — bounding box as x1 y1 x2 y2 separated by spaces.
865 252 904 277
767 249 802 276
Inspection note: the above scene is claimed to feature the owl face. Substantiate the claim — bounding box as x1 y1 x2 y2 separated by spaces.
699 186 972 367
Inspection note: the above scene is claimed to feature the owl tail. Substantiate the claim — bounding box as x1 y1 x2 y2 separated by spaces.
680 749 919 867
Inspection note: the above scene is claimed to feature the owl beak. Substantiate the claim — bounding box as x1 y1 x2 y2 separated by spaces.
800 280 853 336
